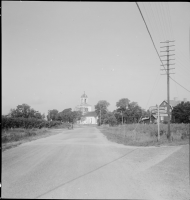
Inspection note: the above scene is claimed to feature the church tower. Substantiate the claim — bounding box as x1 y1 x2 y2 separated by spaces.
75 92 97 124
75 92 92 115
81 91 88 104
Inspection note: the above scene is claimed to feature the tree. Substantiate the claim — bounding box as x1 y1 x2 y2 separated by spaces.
9 104 45 120
125 102 143 123
171 101 190 123
95 100 110 125
114 99 146 124
116 98 130 112
116 98 130 124
10 104 37 119
42 113 46 119
35 111 43 119
48 109 59 121
9 104 31 118
74 110 82 122
29 108 36 118
9 108 17 118
103 112 117 126
55 113 63 121
69 111 82 123
60 108 72 122
56 108 82 123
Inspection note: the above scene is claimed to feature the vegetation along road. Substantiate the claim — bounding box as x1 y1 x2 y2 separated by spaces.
2 126 189 199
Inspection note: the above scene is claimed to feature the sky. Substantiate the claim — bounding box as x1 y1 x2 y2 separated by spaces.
2 2 190 117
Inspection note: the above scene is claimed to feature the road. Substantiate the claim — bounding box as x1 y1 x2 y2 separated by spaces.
2 126 190 199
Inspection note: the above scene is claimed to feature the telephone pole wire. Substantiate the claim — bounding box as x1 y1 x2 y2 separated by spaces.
160 40 175 141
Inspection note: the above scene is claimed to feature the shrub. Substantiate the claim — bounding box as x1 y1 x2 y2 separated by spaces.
2 116 63 130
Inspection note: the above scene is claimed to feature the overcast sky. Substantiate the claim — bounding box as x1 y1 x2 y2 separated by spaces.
2 2 190 116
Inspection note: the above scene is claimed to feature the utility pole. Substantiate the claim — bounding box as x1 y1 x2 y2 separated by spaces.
157 104 160 141
160 40 175 141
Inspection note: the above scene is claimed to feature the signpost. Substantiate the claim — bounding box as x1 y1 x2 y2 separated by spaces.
149 105 167 141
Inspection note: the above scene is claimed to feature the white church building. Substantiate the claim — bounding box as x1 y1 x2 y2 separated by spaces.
75 92 98 124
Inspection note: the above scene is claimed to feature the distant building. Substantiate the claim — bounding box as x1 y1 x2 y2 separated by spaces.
140 115 157 124
82 111 98 124
75 92 98 124
159 97 188 123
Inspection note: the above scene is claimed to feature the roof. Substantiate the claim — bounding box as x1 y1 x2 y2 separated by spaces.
81 92 88 98
168 100 181 107
160 100 180 109
83 111 97 117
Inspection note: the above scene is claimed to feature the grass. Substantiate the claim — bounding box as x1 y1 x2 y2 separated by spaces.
1 123 70 151
98 123 190 146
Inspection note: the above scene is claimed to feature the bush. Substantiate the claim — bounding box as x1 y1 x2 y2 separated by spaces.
1 116 62 130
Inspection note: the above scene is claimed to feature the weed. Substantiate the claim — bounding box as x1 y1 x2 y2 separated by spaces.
98 123 189 146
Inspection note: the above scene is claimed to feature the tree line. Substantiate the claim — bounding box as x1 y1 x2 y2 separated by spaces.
94 98 148 126
2 104 82 130
171 101 190 123
2 116 62 130
94 98 190 126
2 99 189 130
47 108 82 123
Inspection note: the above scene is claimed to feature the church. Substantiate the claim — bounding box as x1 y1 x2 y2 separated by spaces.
75 92 98 124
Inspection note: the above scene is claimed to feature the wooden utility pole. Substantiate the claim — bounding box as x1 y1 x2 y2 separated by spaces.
157 104 160 141
160 40 175 141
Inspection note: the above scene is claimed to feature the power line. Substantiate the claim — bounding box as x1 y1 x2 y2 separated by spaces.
177 48 190 64
134 73 161 131
161 2 173 40
176 58 190 75
154 2 165 40
157 2 168 40
175 53 190 73
166 2 174 39
135 3 164 68
149 2 162 40
170 77 190 93
145 74 161 110
142 3 155 39
136 2 190 94
173 74 179 99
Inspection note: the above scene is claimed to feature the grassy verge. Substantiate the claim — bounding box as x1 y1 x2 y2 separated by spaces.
98 123 190 146
2 124 70 151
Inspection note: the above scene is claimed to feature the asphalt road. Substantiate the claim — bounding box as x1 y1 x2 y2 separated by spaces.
2 126 190 199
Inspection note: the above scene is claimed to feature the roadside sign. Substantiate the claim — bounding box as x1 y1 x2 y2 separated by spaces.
153 113 168 117
149 106 165 111
152 110 167 114
150 106 171 113
149 106 157 111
